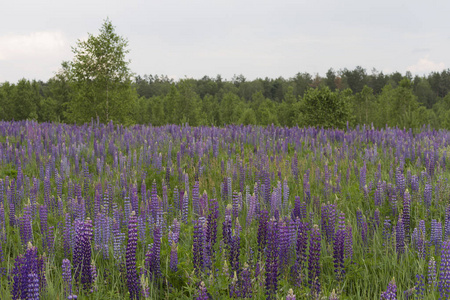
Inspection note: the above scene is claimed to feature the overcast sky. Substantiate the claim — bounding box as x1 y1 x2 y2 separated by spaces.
1 0 449 83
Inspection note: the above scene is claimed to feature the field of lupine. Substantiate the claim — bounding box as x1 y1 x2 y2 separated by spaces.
1 121 450 299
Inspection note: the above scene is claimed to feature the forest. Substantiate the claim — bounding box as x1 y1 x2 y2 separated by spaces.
1 19 450 129
2 67 450 129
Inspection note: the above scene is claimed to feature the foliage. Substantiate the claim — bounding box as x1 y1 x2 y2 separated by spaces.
300 86 352 128
65 19 137 125
1 121 450 299
2 21 450 129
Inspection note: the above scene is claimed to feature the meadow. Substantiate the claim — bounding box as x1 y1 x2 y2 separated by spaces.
0 120 449 299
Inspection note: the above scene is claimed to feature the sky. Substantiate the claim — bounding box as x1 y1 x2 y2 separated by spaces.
1 0 449 83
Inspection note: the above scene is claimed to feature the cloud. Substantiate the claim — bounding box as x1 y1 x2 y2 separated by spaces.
411 48 430 54
407 56 445 74
0 31 67 60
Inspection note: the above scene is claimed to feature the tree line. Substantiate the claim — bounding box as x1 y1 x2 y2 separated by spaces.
1 20 450 129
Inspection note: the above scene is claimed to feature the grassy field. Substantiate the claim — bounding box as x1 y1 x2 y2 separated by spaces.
0 121 449 299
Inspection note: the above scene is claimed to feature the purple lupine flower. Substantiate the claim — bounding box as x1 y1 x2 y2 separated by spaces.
411 175 419 195
113 219 125 262
334 212 346 281
232 191 240 221
170 242 178 272
396 168 405 199
247 193 257 226
321 204 329 239
283 178 289 210
431 219 442 255
445 204 450 240
374 209 380 229
304 181 311 205
286 288 296 300
382 217 391 247
150 181 158 222
8 187 16 227
11 254 26 299
195 281 209 300
424 183 432 208
428 256 437 290
165 167 170 189
182 192 189 224
265 217 279 300
193 218 204 274
380 278 397 299
415 274 425 299
402 190 411 240
360 216 368 246
62 258 77 299
239 263 252 298
170 218 181 245
229 270 239 298
137 214 146 248
356 208 363 230
292 196 301 220
439 240 450 299
27 272 40 300
0 179 3 207
396 215 405 255
0 238 4 265
308 224 322 298
279 221 290 271
328 204 336 242
43 221 52 251
296 219 309 270
201 216 212 271
74 218 93 292
344 223 353 261
374 182 382 206
126 211 140 299
44 176 51 208
0 203 5 241
18 205 33 249
388 185 397 216
39 205 49 251
223 206 233 249
90 262 97 292
11 242 46 300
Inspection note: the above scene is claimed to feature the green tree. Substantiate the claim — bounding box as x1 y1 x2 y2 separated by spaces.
341 66 367 93
39 97 58 122
45 62 72 122
353 85 376 125
13 79 40 120
220 92 242 124
390 78 419 126
174 80 201 126
300 86 352 128
239 108 257 125
292 72 312 98
413 76 436 109
278 86 298 127
163 85 178 124
325 68 337 91
0 82 16 120
433 94 450 129
65 19 137 124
